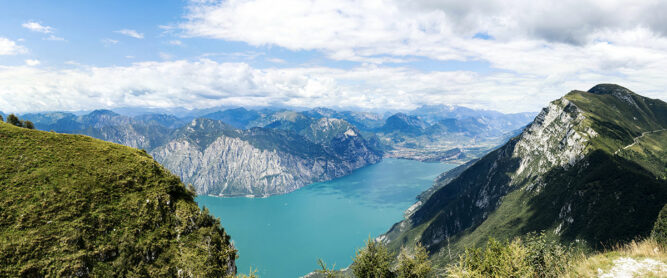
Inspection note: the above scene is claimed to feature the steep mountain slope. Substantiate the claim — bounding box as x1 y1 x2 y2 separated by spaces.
383 84 667 266
0 122 236 277
151 118 382 196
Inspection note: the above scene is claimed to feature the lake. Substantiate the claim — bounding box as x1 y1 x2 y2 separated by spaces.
196 158 456 277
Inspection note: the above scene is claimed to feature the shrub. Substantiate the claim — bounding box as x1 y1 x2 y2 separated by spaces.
351 238 394 278
447 234 574 278
523 232 573 278
24 120 35 129
7 114 21 127
315 258 341 278
396 243 432 278
652 204 667 246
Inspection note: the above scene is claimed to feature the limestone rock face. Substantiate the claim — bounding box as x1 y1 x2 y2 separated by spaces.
152 119 382 196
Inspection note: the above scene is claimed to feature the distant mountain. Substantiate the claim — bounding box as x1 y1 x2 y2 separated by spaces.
201 107 262 129
25 110 381 196
369 106 535 158
408 104 535 137
410 104 535 128
22 110 174 150
380 113 428 135
152 118 381 196
382 84 667 267
134 113 188 129
21 104 537 194
304 107 385 130
0 121 236 276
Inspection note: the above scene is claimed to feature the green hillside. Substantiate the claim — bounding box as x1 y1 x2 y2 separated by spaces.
383 84 667 269
0 122 236 277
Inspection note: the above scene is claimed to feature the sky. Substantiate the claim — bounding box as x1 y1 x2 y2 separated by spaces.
0 0 666 114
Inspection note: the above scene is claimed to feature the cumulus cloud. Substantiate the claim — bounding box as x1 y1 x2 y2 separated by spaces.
115 29 144 39
22 21 54 33
0 59 665 114
0 37 27 55
177 0 667 70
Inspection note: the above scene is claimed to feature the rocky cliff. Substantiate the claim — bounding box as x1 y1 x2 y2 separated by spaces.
152 118 382 196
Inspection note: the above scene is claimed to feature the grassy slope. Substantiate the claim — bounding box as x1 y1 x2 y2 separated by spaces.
0 122 236 277
386 86 667 268
567 239 666 277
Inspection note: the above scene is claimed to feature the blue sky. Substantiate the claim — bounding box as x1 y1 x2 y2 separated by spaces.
0 0 666 113
0 0 495 72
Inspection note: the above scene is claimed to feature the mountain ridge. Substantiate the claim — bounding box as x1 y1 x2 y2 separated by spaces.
382 84 667 267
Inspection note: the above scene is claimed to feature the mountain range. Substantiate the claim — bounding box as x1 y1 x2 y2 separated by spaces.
21 105 534 196
381 84 667 267
22 110 381 196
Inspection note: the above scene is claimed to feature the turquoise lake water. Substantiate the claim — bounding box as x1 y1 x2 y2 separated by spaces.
196 159 456 278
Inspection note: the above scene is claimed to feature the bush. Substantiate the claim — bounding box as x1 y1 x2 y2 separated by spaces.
652 204 667 246
315 258 341 278
523 232 573 278
447 233 574 278
351 238 394 278
7 114 21 127
24 120 34 129
396 243 432 278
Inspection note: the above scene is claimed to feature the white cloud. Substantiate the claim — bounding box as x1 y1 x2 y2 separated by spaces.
1 1 666 114
115 29 144 39
45 35 65 41
171 0 667 107
22 21 54 34
0 59 664 114
177 0 667 72
0 37 27 55
101 38 119 45
24 59 40 66
266 57 286 64
168 40 183 45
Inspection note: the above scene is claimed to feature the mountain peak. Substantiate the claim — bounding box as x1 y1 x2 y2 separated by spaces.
587 83 633 95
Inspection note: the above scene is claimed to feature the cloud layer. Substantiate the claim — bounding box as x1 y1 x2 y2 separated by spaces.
2 0 665 114
1 59 664 114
